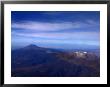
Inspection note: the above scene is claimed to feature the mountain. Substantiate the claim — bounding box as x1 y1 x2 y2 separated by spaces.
11 44 100 77
12 44 61 68
56 51 100 71
23 44 40 49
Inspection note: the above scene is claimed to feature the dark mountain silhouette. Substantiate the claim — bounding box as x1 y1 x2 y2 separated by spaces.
11 44 100 77
24 44 40 49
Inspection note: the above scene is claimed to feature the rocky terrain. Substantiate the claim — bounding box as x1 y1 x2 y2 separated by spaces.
11 44 100 77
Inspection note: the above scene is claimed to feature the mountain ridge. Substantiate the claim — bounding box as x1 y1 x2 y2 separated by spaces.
11 44 100 77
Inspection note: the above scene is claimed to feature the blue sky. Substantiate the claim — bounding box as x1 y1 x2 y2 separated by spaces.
11 11 100 50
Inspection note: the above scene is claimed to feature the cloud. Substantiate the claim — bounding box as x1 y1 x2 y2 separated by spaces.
12 31 99 41
12 20 100 47
12 21 80 31
12 20 99 32
86 20 99 26
12 31 100 47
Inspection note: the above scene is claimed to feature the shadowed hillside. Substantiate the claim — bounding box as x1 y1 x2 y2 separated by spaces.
11 44 100 77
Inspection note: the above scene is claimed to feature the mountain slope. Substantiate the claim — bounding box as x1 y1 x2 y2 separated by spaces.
11 44 100 77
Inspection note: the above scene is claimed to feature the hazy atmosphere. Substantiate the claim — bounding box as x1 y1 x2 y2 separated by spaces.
12 11 100 50
11 11 100 77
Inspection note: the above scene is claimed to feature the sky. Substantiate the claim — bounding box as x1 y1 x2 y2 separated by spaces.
11 11 100 50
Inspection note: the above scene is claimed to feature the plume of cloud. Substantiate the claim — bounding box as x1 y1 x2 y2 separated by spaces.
12 20 99 32
12 31 99 41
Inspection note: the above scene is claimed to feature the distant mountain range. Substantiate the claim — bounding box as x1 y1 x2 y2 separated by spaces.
11 44 100 77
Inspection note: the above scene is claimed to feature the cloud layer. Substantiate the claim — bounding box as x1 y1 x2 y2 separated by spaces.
12 20 99 32
11 11 100 49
